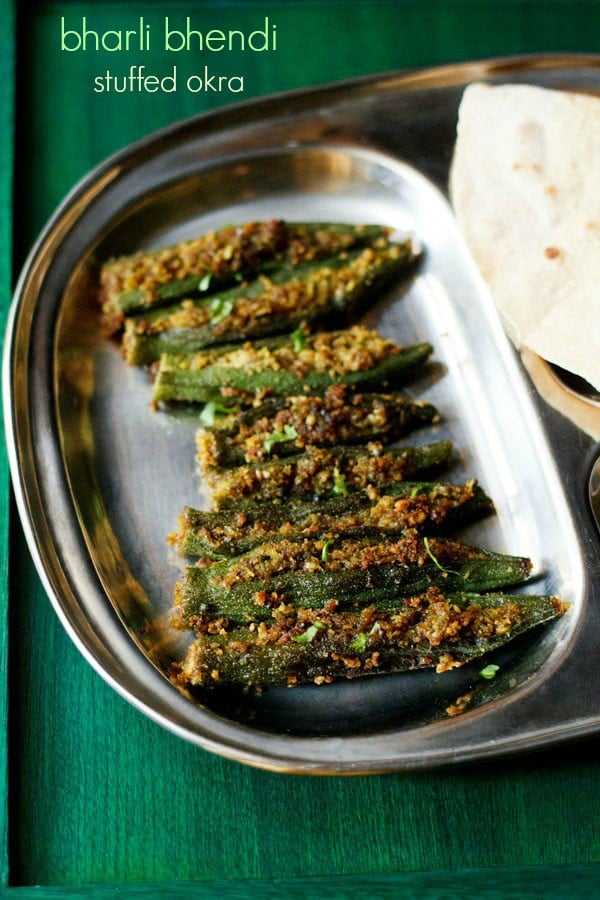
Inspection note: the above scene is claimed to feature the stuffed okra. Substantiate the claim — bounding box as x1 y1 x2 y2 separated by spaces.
152 326 433 405
100 220 398 331
173 587 567 688
205 440 453 508
173 481 493 558
122 241 416 365
174 534 533 626
196 385 439 468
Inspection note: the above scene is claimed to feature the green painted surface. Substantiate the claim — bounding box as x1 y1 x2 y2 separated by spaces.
0 0 14 890
4 864 600 898
7 0 600 891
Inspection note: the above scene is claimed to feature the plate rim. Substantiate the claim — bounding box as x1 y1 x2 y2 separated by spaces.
5 52 600 774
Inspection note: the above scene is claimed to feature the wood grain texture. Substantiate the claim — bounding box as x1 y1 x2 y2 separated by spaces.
8 0 600 890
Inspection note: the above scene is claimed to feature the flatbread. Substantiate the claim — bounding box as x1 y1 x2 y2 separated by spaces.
450 82 600 391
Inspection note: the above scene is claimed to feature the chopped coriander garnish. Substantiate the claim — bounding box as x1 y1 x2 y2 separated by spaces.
198 273 212 292
292 621 326 643
209 296 234 323
291 325 308 352
321 538 335 561
333 469 348 496
233 272 245 283
199 400 237 427
263 424 298 454
350 632 368 653
423 536 460 576
410 484 422 498
480 664 500 680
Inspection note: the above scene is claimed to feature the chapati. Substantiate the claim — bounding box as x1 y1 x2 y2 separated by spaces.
450 82 600 391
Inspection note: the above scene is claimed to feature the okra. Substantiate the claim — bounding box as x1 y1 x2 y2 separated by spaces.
197 386 439 468
174 535 533 625
122 241 416 365
152 326 433 405
173 480 493 558
173 588 567 687
206 440 453 508
100 221 397 329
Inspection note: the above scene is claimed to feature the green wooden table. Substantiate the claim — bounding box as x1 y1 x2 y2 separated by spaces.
3 1 600 896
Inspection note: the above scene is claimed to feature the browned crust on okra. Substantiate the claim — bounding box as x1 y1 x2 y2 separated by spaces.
124 243 405 341
101 220 283 290
171 325 403 379
174 587 547 687
210 534 480 591
100 221 393 332
172 482 481 554
218 590 526 649
205 443 437 508
196 384 439 467
356 486 477 530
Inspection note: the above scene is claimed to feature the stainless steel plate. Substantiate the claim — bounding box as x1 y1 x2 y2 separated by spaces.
5 55 600 773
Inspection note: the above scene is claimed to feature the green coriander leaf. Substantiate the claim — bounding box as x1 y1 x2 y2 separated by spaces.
234 272 245 283
264 424 298 454
423 536 460 576
291 325 308 352
199 401 237 427
210 297 235 323
350 632 368 652
321 538 335 561
292 621 326 644
480 664 500 680
198 273 212 292
333 469 348 496
410 484 422 498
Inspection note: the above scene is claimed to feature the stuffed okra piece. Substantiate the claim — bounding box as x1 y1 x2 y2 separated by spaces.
174 534 533 626
173 481 493 558
196 385 439 468
122 241 417 365
152 326 433 405
204 440 453 508
99 220 398 331
173 587 567 688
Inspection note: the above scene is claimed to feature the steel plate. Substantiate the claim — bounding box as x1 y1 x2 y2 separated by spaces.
5 54 600 773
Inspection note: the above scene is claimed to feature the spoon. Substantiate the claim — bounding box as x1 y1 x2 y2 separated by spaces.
546 364 600 537
549 363 600 406
589 454 600 538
